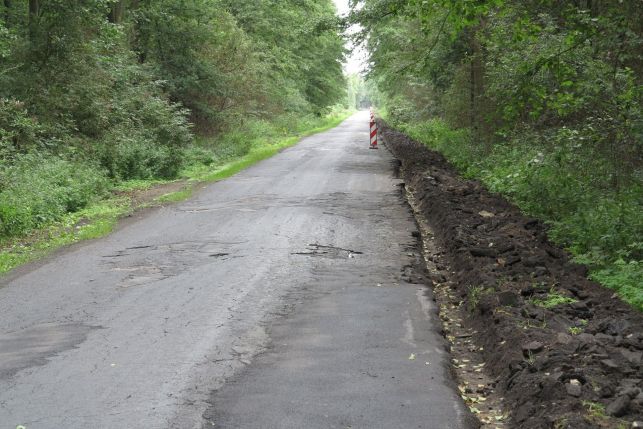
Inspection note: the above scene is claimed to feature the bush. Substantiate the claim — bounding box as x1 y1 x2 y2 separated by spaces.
98 128 184 180
0 154 108 238
0 98 43 160
97 87 192 180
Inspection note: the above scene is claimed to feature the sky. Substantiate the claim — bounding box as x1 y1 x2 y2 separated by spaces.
332 0 367 75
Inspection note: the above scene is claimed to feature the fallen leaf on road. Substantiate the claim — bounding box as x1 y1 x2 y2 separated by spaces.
408 353 416 360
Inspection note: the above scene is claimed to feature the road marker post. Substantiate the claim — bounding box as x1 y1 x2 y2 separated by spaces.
369 110 378 150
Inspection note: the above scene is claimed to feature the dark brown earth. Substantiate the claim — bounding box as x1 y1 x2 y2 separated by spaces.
380 121 643 429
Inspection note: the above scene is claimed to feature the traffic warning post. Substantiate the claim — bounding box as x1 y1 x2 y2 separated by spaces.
369 110 378 149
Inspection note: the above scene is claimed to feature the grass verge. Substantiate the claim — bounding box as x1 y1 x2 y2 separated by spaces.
0 197 129 274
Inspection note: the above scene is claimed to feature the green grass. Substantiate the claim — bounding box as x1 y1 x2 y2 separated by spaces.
568 326 583 335
0 110 352 276
530 290 578 309
113 178 172 192
0 197 128 274
155 187 193 203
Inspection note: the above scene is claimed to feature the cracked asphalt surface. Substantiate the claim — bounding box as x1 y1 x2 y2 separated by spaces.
0 111 471 429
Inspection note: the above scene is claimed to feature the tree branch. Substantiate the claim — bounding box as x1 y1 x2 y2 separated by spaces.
394 9 451 75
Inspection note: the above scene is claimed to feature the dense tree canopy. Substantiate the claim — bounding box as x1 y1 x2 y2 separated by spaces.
0 0 346 160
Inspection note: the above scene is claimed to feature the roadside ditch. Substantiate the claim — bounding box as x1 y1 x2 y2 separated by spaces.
380 121 643 429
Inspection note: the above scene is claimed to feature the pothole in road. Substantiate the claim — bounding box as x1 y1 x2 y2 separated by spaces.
102 241 243 288
0 323 100 379
291 243 363 259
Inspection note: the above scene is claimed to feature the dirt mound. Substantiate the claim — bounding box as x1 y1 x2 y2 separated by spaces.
380 122 643 428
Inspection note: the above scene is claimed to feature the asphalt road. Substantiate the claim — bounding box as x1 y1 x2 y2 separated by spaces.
0 111 471 429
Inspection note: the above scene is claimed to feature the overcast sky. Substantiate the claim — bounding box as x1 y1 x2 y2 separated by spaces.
333 0 350 14
332 0 367 75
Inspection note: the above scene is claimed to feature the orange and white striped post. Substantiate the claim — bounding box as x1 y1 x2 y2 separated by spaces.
369 109 378 149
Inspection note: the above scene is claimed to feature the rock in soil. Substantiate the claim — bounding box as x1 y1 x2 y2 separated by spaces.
607 396 631 417
566 380 582 397
522 341 544 356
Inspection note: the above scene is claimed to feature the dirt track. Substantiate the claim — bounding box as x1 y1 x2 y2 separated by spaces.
381 121 643 429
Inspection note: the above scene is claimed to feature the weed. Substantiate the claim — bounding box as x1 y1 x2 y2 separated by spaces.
467 285 489 312
519 317 547 330
568 326 583 335
525 350 536 366
589 257 642 311
530 288 578 308
582 400 629 428
553 419 568 429
0 154 109 238
582 401 606 418
156 187 193 203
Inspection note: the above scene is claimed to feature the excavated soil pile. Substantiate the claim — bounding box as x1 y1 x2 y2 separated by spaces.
380 122 643 428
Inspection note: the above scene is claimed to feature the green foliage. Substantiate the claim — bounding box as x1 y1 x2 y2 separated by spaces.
590 258 642 311
0 154 108 237
346 74 370 109
132 0 263 132
1 1 193 178
530 290 578 309
223 0 346 115
0 98 43 159
0 196 129 275
96 87 191 179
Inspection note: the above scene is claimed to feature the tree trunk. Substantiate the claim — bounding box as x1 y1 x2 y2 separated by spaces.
3 0 9 26
108 0 125 24
130 0 149 63
468 21 486 143
28 0 38 38
470 57 475 132
28 0 38 18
